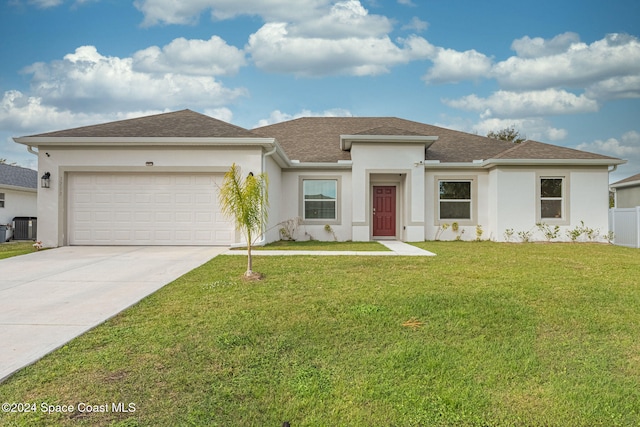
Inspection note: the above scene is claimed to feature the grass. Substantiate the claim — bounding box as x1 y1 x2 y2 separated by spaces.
0 242 38 259
1 242 639 426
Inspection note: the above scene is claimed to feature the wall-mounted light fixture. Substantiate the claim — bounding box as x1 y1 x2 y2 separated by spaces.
41 172 51 188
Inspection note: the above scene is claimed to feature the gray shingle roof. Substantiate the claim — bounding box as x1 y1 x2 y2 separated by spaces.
18 111 623 165
253 117 518 163
493 140 618 161
252 117 619 163
0 163 38 189
611 172 640 187
25 109 261 139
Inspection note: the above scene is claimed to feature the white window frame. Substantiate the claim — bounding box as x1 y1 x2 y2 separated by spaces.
537 174 569 225
299 176 341 225
435 176 477 226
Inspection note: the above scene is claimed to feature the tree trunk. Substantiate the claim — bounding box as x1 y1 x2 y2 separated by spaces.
246 244 253 275
245 231 253 276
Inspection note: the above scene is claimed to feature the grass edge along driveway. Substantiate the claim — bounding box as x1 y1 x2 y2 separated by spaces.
1 241 639 426
0 242 38 259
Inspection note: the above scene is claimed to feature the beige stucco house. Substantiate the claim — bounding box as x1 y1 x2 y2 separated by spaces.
14 110 625 247
610 173 640 208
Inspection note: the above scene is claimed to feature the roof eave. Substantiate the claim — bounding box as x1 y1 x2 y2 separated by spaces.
610 179 640 189
483 158 626 167
284 160 353 170
340 135 438 151
13 136 277 147
0 183 37 193
424 158 626 169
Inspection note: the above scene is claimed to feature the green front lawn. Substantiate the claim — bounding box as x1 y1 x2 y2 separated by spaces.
0 242 37 259
1 242 639 426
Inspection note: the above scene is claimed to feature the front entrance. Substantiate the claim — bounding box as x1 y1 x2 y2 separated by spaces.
373 186 396 237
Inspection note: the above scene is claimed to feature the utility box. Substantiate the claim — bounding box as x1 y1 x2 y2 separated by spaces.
12 217 37 240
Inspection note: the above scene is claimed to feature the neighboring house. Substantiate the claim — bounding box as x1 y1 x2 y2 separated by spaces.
0 163 38 241
610 173 640 208
13 109 625 247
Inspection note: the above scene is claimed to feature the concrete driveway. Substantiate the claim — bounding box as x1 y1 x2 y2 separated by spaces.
0 246 227 382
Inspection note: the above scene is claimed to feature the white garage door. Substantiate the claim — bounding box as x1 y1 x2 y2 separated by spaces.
68 173 233 245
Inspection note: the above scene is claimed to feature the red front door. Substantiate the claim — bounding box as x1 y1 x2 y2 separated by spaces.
373 186 396 237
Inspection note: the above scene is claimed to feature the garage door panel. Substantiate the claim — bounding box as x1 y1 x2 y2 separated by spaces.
155 193 172 204
94 211 112 222
68 173 233 245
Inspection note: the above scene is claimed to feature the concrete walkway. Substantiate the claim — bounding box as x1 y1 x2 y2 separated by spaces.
0 246 227 383
226 240 436 256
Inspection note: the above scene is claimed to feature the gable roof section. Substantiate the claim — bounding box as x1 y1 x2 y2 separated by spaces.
23 109 259 139
354 126 426 136
492 140 619 161
610 172 640 188
252 117 516 163
252 117 624 165
0 163 38 190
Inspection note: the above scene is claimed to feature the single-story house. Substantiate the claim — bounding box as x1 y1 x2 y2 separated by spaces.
610 173 640 208
14 109 625 247
0 163 38 241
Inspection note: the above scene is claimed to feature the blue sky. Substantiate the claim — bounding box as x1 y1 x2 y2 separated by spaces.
1 0 639 181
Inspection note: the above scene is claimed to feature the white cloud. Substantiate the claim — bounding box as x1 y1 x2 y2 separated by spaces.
134 0 433 77
510 32 581 58
433 33 640 121
427 32 640 122
134 0 328 26
472 117 568 142
22 45 247 113
20 0 95 8
0 90 164 135
427 32 640 91
493 33 640 92
444 89 599 118
27 0 64 7
422 47 492 84
576 130 640 158
247 23 433 76
289 0 392 39
203 107 234 123
397 0 416 6
402 16 428 32
585 75 640 100
254 108 353 127
132 36 246 76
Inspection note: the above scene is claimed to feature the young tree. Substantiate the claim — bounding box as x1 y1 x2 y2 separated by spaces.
487 126 526 144
218 163 269 277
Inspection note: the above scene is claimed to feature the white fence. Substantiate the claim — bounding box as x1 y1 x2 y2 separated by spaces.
609 207 640 248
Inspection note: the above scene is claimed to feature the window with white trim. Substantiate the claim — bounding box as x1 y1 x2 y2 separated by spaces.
438 180 472 220
540 177 564 219
303 179 337 220
0 192 4 208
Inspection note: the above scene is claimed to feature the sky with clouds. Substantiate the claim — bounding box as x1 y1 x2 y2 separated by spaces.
1 0 639 181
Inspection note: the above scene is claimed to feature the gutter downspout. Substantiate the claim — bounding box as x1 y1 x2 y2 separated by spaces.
229 144 278 249
27 145 38 155
608 164 618 208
